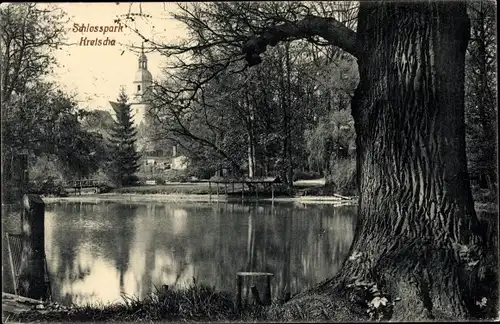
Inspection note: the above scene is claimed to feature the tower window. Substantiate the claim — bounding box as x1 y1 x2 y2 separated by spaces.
137 85 141 91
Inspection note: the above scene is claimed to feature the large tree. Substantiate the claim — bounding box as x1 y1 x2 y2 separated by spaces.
108 89 141 186
119 1 497 320
243 1 495 320
1 3 107 201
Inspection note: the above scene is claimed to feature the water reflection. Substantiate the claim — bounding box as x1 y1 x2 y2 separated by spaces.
39 202 356 306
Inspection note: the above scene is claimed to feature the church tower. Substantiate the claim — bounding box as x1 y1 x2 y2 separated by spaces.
131 43 152 126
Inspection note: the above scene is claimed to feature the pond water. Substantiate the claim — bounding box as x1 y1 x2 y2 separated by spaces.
2 201 356 306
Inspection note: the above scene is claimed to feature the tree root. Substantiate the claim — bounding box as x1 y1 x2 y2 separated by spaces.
265 258 498 322
267 293 367 322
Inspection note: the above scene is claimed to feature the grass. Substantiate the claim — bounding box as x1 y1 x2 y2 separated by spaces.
111 182 295 197
113 183 213 195
5 282 269 322
110 179 348 197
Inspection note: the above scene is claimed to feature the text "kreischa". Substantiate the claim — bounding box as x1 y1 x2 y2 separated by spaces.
73 23 123 46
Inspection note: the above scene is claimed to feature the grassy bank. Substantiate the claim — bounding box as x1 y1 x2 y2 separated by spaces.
6 266 498 323
110 179 325 196
112 183 214 195
5 283 269 322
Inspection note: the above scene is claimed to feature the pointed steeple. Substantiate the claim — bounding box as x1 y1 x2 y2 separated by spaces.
138 42 148 69
133 42 152 102
132 41 153 128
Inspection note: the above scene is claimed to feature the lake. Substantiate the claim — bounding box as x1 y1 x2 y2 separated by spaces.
2 201 356 306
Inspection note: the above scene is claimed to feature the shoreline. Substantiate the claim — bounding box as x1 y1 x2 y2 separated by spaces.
40 193 358 205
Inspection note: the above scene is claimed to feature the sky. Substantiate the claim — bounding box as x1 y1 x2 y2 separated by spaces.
46 2 187 111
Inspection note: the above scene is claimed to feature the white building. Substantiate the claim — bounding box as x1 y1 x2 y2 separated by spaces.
109 44 154 152
130 43 153 127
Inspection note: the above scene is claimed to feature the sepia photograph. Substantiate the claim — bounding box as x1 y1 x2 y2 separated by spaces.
1 1 498 322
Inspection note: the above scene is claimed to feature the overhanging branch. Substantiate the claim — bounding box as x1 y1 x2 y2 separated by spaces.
242 14 359 66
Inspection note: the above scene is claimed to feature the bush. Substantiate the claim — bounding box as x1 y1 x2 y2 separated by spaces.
187 166 216 180
293 170 322 181
121 175 140 186
2 179 19 203
154 177 166 185
98 183 114 193
326 157 357 196
163 170 189 183
27 178 68 196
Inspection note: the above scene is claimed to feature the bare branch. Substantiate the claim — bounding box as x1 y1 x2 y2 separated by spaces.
242 14 359 66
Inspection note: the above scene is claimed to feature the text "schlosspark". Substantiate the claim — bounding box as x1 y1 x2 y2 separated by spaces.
73 23 124 35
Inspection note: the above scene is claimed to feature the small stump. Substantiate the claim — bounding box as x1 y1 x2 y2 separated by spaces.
235 272 273 311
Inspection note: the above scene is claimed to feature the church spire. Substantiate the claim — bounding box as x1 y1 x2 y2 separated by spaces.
139 42 147 69
133 41 153 106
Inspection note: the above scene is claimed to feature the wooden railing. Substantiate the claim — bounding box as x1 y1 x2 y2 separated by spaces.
29 179 105 189
60 179 104 188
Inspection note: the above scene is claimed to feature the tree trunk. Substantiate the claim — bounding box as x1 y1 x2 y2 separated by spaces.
242 1 494 321
315 2 487 320
245 90 256 178
284 44 294 188
247 133 255 178
18 194 46 300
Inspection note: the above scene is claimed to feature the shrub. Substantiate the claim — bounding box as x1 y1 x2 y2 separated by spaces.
98 183 114 193
27 178 68 196
293 170 322 181
164 170 189 183
154 177 166 185
187 166 216 180
122 174 140 186
326 157 357 196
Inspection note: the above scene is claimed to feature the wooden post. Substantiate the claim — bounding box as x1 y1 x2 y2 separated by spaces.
21 154 28 196
18 194 46 300
235 272 273 308
232 181 235 193
256 184 258 199
284 291 291 303
209 181 212 201
6 233 18 294
15 152 29 201
251 285 263 305
265 275 272 305
271 184 275 201
216 182 219 196
225 183 227 195
242 182 244 199
235 274 243 311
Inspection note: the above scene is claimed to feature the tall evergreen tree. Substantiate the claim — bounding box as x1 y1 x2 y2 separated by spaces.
108 88 141 186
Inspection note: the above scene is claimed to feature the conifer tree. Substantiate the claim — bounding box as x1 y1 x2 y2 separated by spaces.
108 88 141 186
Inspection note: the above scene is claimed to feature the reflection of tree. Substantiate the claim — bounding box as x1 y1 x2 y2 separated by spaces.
46 201 357 305
48 204 86 305
46 202 138 304
246 208 256 270
81 203 136 294
108 204 136 293
280 207 291 298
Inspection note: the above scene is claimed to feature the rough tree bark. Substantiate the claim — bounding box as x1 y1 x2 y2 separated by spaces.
244 1 493 321
332 2 486 320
